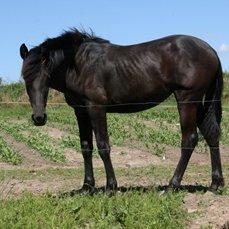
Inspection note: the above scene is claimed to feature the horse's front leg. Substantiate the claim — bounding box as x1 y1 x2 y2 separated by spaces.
75 109 95 191
88 106 117 190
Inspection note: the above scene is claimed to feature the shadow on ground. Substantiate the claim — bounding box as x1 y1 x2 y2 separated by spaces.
60 184 212 197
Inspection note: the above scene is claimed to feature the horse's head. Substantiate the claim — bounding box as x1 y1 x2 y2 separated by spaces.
20 44 49 126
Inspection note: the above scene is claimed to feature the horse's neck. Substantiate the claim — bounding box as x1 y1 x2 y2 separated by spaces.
49 72 66 93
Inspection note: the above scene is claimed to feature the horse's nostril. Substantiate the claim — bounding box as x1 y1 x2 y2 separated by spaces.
35 116 43 123
32 114 47 125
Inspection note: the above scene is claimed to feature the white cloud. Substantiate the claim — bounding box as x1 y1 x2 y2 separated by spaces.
219 44 229 52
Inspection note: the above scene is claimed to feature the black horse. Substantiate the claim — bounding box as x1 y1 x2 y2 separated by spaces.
20 29 224 191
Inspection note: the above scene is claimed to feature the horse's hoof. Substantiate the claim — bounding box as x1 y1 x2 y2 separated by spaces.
209 183 224 193
79 184 95 194
106 180 118 190
105 183 118 196
209 177 224 193
168 179 181 191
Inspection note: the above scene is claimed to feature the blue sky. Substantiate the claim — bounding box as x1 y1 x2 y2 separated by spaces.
0 0 229 82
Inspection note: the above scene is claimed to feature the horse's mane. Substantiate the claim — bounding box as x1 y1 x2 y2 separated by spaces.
22 28 110 80
41 28 110 52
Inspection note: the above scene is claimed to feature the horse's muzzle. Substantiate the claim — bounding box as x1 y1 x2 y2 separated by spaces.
32 113 47 126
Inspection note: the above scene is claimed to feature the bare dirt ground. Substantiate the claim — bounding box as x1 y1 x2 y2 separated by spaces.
1 132 56 169
184 192 229 229
0 128 229 228
43 126 64 140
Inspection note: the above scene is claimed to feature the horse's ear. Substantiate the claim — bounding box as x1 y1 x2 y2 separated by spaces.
20 43 29 60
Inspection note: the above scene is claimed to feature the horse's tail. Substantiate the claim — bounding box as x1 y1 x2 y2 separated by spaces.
204 56 223 128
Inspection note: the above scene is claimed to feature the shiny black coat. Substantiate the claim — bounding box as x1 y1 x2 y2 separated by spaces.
20 29 224 191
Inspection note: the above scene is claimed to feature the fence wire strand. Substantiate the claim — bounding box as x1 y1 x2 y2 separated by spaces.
0 99 229 109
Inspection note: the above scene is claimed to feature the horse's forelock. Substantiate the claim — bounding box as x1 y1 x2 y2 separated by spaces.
22 50 41 80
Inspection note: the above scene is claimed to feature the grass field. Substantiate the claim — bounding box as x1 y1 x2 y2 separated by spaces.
0 73 228 228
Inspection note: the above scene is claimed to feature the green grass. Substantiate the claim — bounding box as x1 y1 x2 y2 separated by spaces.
61 135 81 151
0 191 187 228
0 82 25 102
0 162 228 228
0 105 181 157
0 135 22 165
221 110 229 144
0 103 228 152
0 120 66 163
0 167 81 182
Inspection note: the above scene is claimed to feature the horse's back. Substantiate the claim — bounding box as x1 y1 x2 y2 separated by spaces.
106 35 218 94
73 35 220 111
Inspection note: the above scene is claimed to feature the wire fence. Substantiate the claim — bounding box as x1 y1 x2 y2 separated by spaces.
0 99 228 155
0 101 228 153
0 100 229 109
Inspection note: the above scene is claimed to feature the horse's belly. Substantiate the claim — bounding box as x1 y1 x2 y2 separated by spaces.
106 92 171 113
106 103 156 113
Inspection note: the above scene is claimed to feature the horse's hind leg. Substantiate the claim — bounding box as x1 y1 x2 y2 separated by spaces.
197 105 224 190
169 100 198 189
